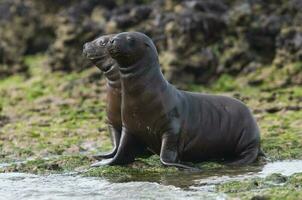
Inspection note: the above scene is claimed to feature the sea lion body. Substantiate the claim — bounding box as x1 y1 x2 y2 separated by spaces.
176 92 260 162
92 32 262 168
83 35 122 159
120 63 260 165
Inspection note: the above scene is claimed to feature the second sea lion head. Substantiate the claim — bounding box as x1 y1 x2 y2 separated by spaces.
83 34 115 71
107 32 158 67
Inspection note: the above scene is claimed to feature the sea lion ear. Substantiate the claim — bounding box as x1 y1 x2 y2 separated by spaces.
144 42 150 47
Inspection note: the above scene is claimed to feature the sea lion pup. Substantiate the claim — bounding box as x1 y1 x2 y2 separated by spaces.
92 32 262 169
83 35 122 160
83 35 152 164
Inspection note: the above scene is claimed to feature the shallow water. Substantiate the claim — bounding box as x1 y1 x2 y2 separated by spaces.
191 160 302 190
1 160 302 200
259 160 302 176
0 173 226 200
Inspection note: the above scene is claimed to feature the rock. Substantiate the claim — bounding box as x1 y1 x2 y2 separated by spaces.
1 0 302 86
274 27 302 65
0 115 10 127
47 1 104 71
251 195 270 200
0 0 33 77
265 106 283 113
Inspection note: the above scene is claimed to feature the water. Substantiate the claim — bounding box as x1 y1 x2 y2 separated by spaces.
259 160 302 176
0 173 226 200
192 160 302 190
0 160 302 200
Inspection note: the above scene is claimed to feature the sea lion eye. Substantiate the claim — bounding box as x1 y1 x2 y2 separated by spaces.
99 39 106 46
144 42 150 47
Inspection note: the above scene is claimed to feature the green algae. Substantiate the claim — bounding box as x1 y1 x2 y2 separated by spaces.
1 155 92 174
84 155 179 182
0 54 302 199
1 54 302 163
211 74 239 92
217 173 302 200
0 55 110 160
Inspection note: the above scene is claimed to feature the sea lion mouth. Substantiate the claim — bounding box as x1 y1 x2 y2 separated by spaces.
96 60 114 72
103 63 113 71
87 56 114 72
83 42 108 60
84 53 107 60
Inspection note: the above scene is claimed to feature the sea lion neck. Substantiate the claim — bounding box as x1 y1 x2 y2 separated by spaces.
103 63 121 89
119 57 150 77
119 57 167 94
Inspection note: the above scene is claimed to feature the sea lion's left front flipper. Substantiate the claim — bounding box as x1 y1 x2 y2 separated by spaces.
91 128 145 167
93 125 121 160
160 133 200 171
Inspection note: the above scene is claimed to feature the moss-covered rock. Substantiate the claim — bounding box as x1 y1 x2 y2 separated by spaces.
217 173 302 200
1 0 302 86
1 155 92 174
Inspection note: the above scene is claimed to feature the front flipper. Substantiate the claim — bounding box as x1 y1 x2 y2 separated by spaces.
160 133 200 171
91 158 115 167
93 125 121 160
93 150 117 160
91 128 145 167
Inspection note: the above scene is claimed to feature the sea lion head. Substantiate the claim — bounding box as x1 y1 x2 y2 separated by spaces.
83 34 115 71
107 32 158 67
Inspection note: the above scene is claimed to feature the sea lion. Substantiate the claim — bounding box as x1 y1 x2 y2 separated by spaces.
83 35 152 163
92 32 262 169
83 35 122 160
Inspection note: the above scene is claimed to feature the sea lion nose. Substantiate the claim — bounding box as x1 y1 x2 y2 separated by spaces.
83 43 89 55
83 43 88 50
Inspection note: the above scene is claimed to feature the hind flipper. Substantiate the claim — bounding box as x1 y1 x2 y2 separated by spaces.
227 146 259 166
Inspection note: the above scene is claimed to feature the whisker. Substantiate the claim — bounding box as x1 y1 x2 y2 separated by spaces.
87 55 107 60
